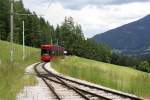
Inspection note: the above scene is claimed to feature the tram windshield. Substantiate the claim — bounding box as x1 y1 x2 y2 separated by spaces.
41 49 49 55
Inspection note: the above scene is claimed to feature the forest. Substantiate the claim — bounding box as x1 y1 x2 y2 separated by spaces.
0 0 150 73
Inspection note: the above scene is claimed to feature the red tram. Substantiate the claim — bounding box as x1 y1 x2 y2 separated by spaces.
41 44 64 62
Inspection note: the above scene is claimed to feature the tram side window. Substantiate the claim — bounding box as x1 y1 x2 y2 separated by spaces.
50 50 55 55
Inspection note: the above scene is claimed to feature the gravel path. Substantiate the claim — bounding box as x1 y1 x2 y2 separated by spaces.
16 63 53 100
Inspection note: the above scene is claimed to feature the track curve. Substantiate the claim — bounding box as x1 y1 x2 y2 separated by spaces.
34 62 142 100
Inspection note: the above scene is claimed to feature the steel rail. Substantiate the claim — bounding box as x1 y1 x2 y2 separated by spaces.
41 77 61 100
42 63 90 100
56 75 142 100
42 64 142 100
34 62 61 100
41 75 111 100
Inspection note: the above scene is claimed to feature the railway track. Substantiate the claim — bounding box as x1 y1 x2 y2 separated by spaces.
34 62 143 100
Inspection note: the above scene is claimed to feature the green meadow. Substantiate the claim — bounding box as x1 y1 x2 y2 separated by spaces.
0 40 40 100
52 56 150 98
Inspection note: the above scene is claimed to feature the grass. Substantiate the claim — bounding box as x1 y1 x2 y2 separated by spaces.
0 40 40 100
52 56 150 97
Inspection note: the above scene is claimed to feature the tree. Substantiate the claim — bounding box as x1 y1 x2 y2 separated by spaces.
0 0 10 40
138 61 150 72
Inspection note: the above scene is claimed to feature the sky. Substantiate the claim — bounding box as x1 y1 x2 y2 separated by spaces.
22 0 150 38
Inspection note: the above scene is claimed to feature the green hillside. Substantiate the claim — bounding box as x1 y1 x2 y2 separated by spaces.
52 56 150 98
0 40 40 100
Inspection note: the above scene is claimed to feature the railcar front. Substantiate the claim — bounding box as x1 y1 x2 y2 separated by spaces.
41 44 64 62
41 45 52 62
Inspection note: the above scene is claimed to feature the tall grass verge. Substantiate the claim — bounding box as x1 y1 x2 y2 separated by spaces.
0 40 39 100
52 56 150 97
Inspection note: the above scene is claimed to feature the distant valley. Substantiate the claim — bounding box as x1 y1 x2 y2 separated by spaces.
92 14 150 59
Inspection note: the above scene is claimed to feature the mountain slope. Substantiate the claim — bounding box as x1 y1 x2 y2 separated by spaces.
92 15 150 57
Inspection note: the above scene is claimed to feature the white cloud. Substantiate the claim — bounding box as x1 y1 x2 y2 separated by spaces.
45 0 150 9
23 0 150 38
